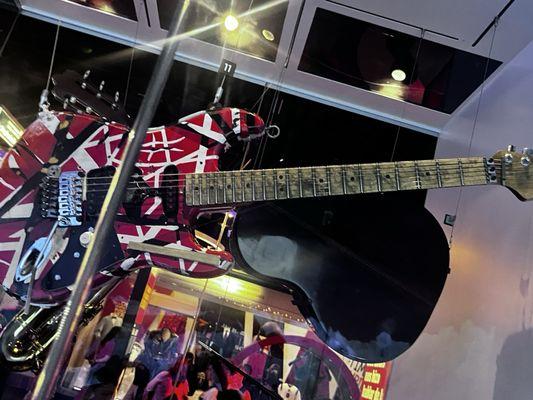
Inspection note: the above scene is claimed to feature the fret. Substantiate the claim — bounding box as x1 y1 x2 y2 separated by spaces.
275 170 288 199
457 159 465 186
297 167 303 197
311 168 317 196
298 167 312 197
435 161 443 188
185 175 193 206
211 174 217 204
273 170 278 199
325 166 332 195
285 169 291 198
394 162 401 190
341 166 347 194
240 171 245 202
251 172 256 201
231 172 236 202
357 164 364 193
414 161 421 189
205 173 211 205
417 160 439 189
378 162 396 192
395 161 418 190
344 167 359 194
198 174 203 205
375 163 382 192
261 171 266 200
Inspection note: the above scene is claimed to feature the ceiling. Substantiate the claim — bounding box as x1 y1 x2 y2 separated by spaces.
15 0 533 135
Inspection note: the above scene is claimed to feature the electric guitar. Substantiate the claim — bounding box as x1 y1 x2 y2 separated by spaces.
1 74 532 366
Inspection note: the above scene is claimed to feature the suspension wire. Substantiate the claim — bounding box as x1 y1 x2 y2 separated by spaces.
45 22 61 92
448 20 499 247
253 0 308 170
122 12 141 109
389 28 425 162
0 12 19 58
23 19 62 314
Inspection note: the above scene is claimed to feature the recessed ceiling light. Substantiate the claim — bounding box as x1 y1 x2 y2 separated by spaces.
262 29 275 41
391 69 407 82
224 15 239 32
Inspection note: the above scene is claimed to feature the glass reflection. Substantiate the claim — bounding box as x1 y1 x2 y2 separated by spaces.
64 0 138 21
156 0 289 61
299 8 501 113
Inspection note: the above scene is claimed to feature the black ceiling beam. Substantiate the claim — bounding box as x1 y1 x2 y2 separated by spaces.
472 0 516 47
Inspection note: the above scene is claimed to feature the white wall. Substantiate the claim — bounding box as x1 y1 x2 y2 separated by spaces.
387 41 533 400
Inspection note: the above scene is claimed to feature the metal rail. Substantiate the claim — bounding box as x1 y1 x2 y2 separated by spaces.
30 2 190 398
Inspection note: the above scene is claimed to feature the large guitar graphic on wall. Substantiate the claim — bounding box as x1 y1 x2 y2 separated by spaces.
0 71 532 371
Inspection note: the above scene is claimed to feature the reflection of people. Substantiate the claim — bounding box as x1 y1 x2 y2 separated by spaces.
86 326 122 386
93 304 125 344
82 355 124 399
287 350 331 400
137 328 179 378
211 324 241 358
143 353 192 400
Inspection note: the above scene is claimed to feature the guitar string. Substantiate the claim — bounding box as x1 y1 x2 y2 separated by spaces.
68 160 502 182
81 171 504 195
55 168 506 191
70 168 501 189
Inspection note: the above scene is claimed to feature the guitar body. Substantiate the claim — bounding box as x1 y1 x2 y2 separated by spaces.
0 107 264 306
230 195 450 362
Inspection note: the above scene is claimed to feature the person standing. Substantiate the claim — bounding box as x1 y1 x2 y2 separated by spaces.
137 327 179 378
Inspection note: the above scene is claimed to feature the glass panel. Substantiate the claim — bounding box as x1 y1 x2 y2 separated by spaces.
156 0 289 62
63 0 138 21
298 8 501 113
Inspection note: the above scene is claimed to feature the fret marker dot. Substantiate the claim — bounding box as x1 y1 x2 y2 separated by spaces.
350 177 355 181
246 183 250 188
425 172 431 176
319 178 324 183
385 174 391 179
227 185 231 189
279 175 283 179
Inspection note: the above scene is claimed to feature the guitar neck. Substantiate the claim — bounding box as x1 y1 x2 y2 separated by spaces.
185 156 496 207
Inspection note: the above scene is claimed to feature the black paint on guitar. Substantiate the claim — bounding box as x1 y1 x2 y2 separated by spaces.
230 194 449 363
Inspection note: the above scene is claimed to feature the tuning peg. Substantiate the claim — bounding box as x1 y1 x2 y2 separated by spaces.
521 147 531 167
63 98 68 109
69 96 77 104
85 106 93 114
115 91 120 102
83 70 91 80
508 144 516 152
99 81 105 91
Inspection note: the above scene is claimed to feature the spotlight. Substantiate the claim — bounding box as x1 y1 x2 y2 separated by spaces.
224 15 239 32
262 29 275 41
391 69 407 82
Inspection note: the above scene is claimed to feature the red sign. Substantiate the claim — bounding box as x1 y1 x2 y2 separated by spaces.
360 362 393 400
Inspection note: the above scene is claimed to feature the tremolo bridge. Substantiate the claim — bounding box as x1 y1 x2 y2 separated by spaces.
40 166 180 226
40 168 83 227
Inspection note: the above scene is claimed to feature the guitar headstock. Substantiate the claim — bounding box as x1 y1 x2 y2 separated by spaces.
492 145 533 201
51 70 131 126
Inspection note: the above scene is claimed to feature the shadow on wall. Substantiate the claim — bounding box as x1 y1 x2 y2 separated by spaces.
494 328 533 399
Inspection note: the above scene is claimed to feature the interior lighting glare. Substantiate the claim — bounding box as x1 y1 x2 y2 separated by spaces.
262 29 275 41
391 69 407 82
224 15 239 32
0 106 23 147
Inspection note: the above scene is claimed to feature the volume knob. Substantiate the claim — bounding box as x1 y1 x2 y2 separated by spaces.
79 231 94 248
